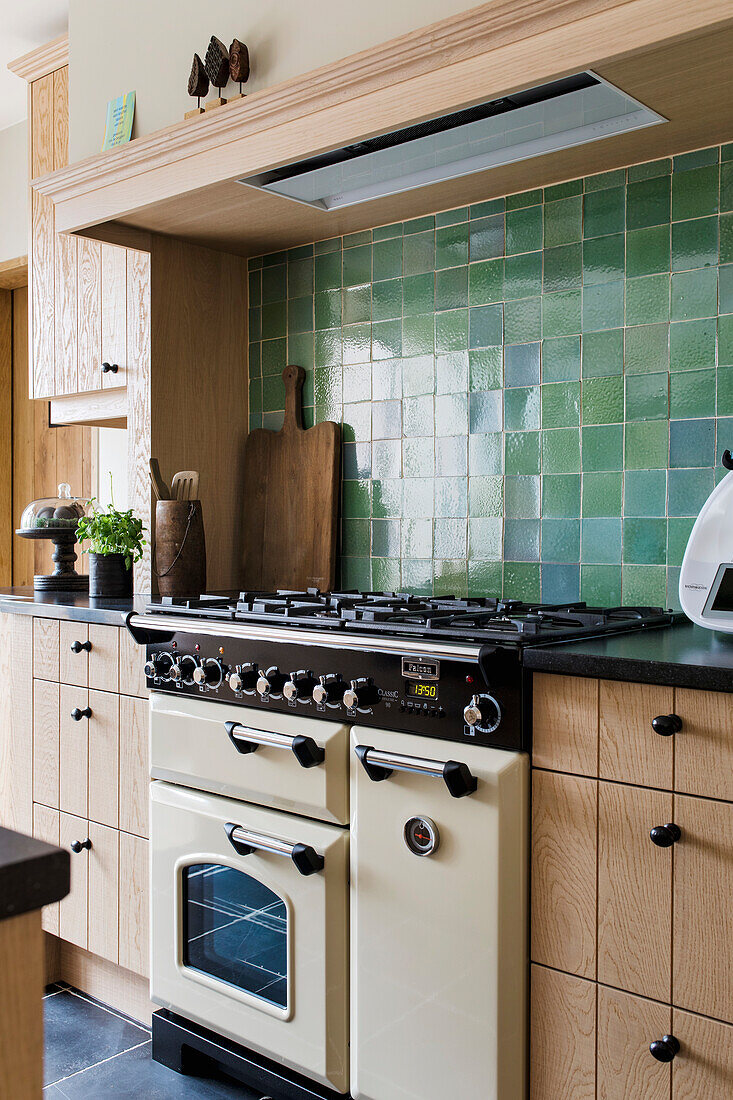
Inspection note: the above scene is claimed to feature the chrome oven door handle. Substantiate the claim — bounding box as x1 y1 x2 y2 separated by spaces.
355 745 478 798
224 721 325 768
225 823 324 876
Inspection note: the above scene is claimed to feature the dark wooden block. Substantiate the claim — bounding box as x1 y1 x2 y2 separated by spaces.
187 53 209 98
204 36 230 89
229 39 250 84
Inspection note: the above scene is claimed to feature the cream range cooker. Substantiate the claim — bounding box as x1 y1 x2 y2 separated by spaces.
129 591 679 1100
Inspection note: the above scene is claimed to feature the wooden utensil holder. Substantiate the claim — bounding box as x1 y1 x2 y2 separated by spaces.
155 499 206 596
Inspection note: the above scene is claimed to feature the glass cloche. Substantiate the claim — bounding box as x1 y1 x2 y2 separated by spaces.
18 483 90 533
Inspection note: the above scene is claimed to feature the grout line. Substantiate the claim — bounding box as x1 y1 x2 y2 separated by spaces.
65 987 151 1034
48 1038 151 1090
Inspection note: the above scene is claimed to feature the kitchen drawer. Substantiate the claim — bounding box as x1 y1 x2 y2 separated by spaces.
530 964 596 1100
88 821 119 964
33 618 59 681
59 811 89 949
671 1009 733 1097
119 625 148 699
60 622 90 686
119 695 148 838
88 690 119 829
33 803 60 936
597 985 670 1100
33 678 59 809
599 680 674 789
673 689 733 802
150 692 349 825
59 686 89 818
88 624 119 693
532 673 598 776
119 831 149 977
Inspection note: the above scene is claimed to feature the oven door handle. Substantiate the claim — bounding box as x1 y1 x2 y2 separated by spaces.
224 721 325 768
355 745 478 798
225 823 324 876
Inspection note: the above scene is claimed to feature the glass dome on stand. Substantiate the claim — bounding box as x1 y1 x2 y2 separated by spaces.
16 484 91 590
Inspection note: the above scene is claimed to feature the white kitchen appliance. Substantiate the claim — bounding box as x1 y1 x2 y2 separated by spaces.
679 454 733 632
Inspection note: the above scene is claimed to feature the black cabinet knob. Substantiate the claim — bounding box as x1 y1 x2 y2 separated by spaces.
652 714 682 737
649 1035 680 1063
101 362 119 374
70 640 92 654
70 838 92 854
650 823 681 848
70 707 92 722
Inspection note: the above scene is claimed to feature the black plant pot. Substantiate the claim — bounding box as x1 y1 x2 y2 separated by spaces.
88 553 133 598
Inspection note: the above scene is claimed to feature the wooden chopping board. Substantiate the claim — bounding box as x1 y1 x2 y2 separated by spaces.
241 365 340 591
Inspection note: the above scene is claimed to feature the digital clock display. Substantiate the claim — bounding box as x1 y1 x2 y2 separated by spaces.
406 681 438 700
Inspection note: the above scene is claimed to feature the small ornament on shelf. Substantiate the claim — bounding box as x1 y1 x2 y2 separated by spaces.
185 53 209 118
204 36 230 111
229 38 250 101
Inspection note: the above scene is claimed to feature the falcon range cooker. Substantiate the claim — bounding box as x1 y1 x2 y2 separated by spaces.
128 591 680 1100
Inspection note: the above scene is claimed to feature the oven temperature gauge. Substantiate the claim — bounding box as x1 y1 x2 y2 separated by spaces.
463 693 501 733
404 816 440 857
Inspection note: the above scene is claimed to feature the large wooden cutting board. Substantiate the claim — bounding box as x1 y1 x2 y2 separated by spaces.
241 365 340 591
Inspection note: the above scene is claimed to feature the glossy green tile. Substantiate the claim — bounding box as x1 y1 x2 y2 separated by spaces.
342 285 370 326
505 342 540 387
344 229 372 248
545 180 583 202
403 231 435 275
403 273 434 316
261 300 286 339
262 337 287 375
671 165 719 220
721 315 733 365
372 238 403 281
580 564 622 605
288 257 313 298
314 327 342 367
314 237 340 255
505 206 542 254
504 386 540 430
671 217 718 271
404 216 434 235
625 420 668 470
541 519 580 562
544 197 582 247
314 250 342 292
342 479 371 518
437 207 469 227
341 401 371 442
372 222 402 242
582 375 624 424
669 319 716 371
674 148 719 171
585 168 626 191
433 518 467 558
342 442 371 479
623 519 666 566
469 347 502 390
371 436 401 478
469 259 504 305
667 517 695 564
468 476 503 517
583 187 625 238
372 478 403 518
469 390 502 434
542 381 580 428
433 560 467 597
372 320 401 360
342 518 370 556
402 395 434 437
669 368 716 419
343 245 372 287
625 372 668 421
248 342 261 378
469 304 503 348
668 468 714 517
372 399 402 440
718 366 733 415
542 290 582 338
402 315 434 357
504 431 540 475
470 198 505 218
626 225 670 277
436 224 469 269
542 561 580 601
371 557 401 591
542 335 581 382
402 436 434 478
624 469 666 517
435 310 469 353
625 274 670 326
401 518 432 558
503 563 540 601
582 234 625 285
671 267 718 321
625 323 669 374
582 518 622 564
669 418 714 468
626 176 670 230
542 473 581 516
503 519 539 561
372 278 402 322
435 393 467 436
249 308 261 342
314 365 342 407
542 427 580 473
315 289 342 330
582 423 624 472
507 189 542 210
720 264 733 315
622 565 667 606
582 472 622 517
261 263 287 303
544 243 582 292
371 519 401 558
582 281 624 332
343 323 372 364
341 557 371 589
722 161 733 211
469 214 504 262
504 253 542 300
435 266 468 312
504 475 540 518
581 328 624 378
504 296 542 343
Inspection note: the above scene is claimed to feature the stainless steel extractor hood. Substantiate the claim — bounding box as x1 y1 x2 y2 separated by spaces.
238 72 665 211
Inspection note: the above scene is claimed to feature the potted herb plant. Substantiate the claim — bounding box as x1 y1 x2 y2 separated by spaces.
75 501 146 597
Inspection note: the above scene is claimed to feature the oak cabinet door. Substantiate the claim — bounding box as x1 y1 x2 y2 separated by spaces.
672 1009 733 1099
59 811 89 949
119 832 149 977
673 689 733 802
77 237 102 393
673 796 733 1023
33 618 59 682
88 690 119 829
599 680 674 789
119 695 149 838
597 986 671 1100
87 822 119 964
60 622 89 687
530 965 596 1100
30 74 55 399
33 678 60 809
101 244 127 388
532 674 598 776
54 232 78 395
531 769 597 978
0 615 33 834
33 804 60 936
59 686 89 819
119 627 148 699
598 782 672 1002
88 624 119 693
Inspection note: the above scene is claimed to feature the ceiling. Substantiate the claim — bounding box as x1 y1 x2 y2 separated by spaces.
0 0 68 131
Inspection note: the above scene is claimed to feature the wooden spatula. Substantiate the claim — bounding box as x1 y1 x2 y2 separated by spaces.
171 471 200 500
149 458 171 500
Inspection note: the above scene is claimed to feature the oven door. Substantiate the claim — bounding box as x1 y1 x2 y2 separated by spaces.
151 780 349 1094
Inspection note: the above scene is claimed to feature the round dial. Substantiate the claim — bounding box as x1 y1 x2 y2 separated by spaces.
283 670 316 702
193 658 224 688
404 816 440 857
256 666 286 698
343 678 379 710
312 675 346 706
463 693 501 733
228 663 258 694
146 652 173 680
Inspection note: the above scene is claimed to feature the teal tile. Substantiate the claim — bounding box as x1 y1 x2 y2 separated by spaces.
372 278 402 321
404 215 434 235
668 468 714 517
544 197 582 246
623 519 667 565
667 517 695 564
469 259 504 305
403 273 434 316
625 274 670 326
671 217 718 271
582 375 624 424
669 418 714 467
372 238 403 281
542 290 581 337
721 264 733 315
506 190 542 210
468 432 503 475
582 234 625 285
626 176 670 230
403 231 435 275
505 342 540 386
622 565 667 607
506 206 542 254
504 431 540 475
504 253 542 300
542 335 581 382
670 267 717 320
582 472 622 517
343 245 372 287
541 519 580 562
582 518 622 564
504 519 539 561
261 411 283 430
503 563 540 601
626 225 670 277
625 372 668 421
469 215 504 262
582 281 624 331
669 319 716 371
541 562 580 601
248 342 261 378
248 378 262 414
372 320 402 360
504 475 540 518
581 329 624 378
542 474 580 517
436 224 469 269
342 285 370 326
315 250 342 291
402 315 434 357
580 564 622 605
583 187 625 238
581 425 623 472
504 386 540 431
469 304 503 348
469 390 502 433
504 296 542 343
669 368 716 419
624 470 666 517
673 148 719 171
542 381 580 428
470 198 505 218
625 323 669 374
469 347 502 390
718 365 733 415
671 165 719 220
542 427 580 473
625 420 668 469
435 266 468 311
543 243 582 292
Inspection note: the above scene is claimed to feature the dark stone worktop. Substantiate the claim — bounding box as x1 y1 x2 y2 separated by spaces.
0 587 148 626
0 827 69 920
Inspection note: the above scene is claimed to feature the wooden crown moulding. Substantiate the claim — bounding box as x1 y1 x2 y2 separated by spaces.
8 34 69 83
34 0 732 210
0 256 28 291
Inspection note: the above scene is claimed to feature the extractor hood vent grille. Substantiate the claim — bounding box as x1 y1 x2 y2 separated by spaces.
239 71 665 211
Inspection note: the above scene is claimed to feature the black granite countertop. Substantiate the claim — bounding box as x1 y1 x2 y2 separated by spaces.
524 621 733 692
0 588 149 625
0 828 69 920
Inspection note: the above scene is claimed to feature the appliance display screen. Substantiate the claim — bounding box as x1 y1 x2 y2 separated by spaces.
405 681 438 700
711 567 733 612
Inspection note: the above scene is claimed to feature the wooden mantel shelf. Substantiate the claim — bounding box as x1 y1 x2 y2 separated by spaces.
34 0 733 257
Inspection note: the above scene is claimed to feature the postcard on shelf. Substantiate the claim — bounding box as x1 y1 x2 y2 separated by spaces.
101 91 136 151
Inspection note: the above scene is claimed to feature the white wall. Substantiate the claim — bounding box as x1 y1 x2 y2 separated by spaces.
97 427 129 511
0 121 27 263
69 0 477 161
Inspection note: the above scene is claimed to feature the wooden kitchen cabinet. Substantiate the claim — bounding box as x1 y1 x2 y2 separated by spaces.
530 964 596 1100
59 811 89 949
33 677 59 809
88 689 120 829
673 689 733 802
532 673 598 776
671 1009 733 1098
33 616 59 681
598 680 674 789
60 621 89 686
59 685 89 819
87 821 119 964
0 614 33 835
119 694 149 838
32 803 60 936
596 986 671 1100
119 625 149 699
119 832 149 977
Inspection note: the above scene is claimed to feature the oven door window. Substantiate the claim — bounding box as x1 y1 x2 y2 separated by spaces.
182 863 287 1008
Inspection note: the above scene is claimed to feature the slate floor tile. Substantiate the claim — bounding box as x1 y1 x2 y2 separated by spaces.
44 990 149 1086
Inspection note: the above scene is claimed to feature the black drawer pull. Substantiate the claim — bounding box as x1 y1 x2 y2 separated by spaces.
650 823 681 848
651 714 682 737
70 639 92 654
70 838 92 854
70 707 92 722
101 362 119 374
649 1035 680 1063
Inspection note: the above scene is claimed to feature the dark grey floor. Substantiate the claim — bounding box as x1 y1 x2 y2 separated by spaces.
43 985 266 1098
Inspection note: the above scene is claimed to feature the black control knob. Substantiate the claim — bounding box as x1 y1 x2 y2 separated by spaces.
169 655 197 684
256 666 286 697
283 670 317 702
70 706 92 722
652 714 682 737
463 693 501 732
343 678 378 710
312 674 346 705
649 1035 680 1063
145 652 173 681
70 639 91 654
70 838 92 853
650 823 681 848
228 663 258 693
193 659 224 688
